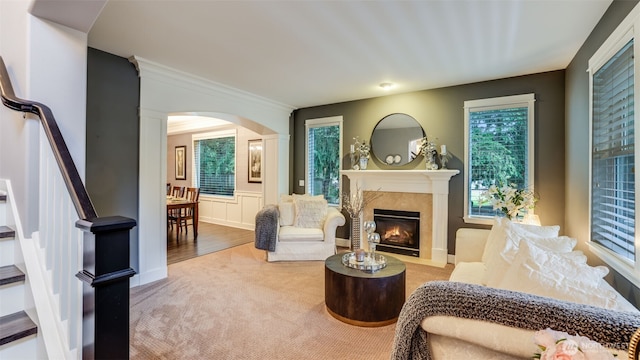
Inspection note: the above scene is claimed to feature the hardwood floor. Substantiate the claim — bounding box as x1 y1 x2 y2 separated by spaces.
167 222 254 265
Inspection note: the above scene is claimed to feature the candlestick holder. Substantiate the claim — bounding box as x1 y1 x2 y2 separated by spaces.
440 153 448 169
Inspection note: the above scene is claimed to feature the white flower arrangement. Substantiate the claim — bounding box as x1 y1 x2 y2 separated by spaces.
533 328 617 359
480 183 536 220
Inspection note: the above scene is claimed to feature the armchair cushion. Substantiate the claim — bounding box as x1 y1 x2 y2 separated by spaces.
278 226 323 242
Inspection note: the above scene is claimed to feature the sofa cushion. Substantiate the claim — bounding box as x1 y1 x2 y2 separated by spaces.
449 262 486 285
496 239 621 310
278 226 324 242
293 195 327 229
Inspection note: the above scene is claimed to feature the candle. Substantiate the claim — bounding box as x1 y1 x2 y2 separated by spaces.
350 144 355 153
440 145 447 155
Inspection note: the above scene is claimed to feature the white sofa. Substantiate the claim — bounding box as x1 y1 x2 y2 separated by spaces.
254 194 345 262
391 218 640 360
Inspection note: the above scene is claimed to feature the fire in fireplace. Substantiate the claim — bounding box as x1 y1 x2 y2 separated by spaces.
373 209 420 257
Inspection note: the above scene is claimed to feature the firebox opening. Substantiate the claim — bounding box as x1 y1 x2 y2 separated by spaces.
373 209 420 257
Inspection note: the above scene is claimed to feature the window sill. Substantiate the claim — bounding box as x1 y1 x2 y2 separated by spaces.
463 215 494 226
589 242 640 289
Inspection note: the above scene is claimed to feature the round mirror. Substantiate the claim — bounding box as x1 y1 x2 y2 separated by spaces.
370 113 425 166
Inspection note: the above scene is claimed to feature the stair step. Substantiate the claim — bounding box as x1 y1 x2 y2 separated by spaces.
0 226 15 239
0 265 24 286
0 311 37 346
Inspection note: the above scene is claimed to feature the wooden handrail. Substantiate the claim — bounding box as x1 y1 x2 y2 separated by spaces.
0 56 97 220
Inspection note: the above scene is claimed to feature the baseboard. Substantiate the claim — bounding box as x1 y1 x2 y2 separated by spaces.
447 254 455 264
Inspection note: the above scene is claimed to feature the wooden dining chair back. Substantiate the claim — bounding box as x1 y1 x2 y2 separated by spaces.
178 187 200 234
185 187 200 202
171 186 185 198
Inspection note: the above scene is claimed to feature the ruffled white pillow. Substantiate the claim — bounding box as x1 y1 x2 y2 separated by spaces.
497 240 619 310
483 218 561 286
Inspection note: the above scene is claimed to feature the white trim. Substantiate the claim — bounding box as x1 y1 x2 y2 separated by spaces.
131 57 292 286
587 2 640 285
304 116 343 204
463 93 536 225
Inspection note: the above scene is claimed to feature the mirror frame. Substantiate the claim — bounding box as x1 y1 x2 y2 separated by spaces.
370 113 425 167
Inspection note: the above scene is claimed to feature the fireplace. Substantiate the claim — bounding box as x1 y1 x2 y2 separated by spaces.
373 209 420 257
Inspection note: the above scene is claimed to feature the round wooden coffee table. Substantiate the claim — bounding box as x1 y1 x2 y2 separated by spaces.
324 253 406 327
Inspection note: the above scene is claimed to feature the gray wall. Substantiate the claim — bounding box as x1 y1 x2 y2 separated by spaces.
565 0 640 306
86 48 140 272
292 70 566 252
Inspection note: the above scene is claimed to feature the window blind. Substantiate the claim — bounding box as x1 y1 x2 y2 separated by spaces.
194 136 235 197
468 106 529 217
591 39 635 261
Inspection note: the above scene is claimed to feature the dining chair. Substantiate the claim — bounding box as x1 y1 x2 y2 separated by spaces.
177 187 200 234
168 186 185 230
171 186 185 198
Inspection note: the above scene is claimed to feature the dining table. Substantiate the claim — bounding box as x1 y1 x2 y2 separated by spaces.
167 197 199 238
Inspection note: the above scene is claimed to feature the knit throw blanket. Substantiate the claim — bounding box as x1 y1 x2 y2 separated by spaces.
390 281 640 360
254 205 279 252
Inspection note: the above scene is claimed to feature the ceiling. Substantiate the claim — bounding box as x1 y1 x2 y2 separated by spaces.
85 0 612 110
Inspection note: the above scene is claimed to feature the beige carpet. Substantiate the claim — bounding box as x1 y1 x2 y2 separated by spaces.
130 243 453 359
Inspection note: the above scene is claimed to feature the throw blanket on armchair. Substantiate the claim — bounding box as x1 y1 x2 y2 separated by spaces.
390 281 640 360
254 204 279 252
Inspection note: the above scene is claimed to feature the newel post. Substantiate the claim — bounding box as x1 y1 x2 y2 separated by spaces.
76 216 137 360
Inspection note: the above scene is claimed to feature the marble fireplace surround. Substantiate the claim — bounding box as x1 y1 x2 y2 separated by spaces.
341 170 459 266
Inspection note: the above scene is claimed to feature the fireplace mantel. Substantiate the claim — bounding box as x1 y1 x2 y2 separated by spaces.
341 169 459 266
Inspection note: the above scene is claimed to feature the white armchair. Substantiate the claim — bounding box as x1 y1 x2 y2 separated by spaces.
254 194 345 262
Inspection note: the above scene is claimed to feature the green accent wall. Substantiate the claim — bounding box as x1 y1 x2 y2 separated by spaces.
86 48 141 272
293 70 566 250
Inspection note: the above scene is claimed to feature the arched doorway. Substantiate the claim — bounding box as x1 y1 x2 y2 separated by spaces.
130 57 293 286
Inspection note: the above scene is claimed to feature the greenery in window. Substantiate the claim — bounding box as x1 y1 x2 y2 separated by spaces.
309 125 340 204
195 136 235 196
469 106 529 217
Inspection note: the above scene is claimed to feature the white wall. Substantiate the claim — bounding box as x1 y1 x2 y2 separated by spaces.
0 3 91 234
131 57 293 286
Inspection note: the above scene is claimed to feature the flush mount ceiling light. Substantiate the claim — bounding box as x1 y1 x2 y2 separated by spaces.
379 82 394 90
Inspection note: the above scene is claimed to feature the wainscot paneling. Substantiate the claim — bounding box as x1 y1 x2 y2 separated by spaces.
198 191 263 230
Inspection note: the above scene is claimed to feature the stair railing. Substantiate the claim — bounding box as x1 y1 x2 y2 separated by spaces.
0 56 135 360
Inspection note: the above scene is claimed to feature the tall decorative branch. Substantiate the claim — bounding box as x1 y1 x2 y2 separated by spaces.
341 184 382 218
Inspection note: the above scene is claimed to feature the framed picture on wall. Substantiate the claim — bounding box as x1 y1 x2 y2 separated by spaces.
175 145 186 180
248 139 262 183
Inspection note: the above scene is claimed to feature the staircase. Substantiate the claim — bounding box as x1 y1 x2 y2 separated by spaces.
0 191 39 358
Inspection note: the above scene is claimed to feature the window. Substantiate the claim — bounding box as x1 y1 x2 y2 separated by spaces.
591 39 635 262
463 94 535 224
587 4 640 287
305 116 343 206
193 130 236 197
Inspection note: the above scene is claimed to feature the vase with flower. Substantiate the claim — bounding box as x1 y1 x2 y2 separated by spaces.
418 135 438 170
341 185 382 250
352 136 370 170
480 182 537 220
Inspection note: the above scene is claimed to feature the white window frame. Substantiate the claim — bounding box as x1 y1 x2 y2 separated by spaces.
587 3 640 288
192 129 237 200
463 93 536 225
305 116 343 206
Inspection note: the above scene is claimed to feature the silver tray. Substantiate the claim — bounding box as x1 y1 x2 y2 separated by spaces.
341 252 387 272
